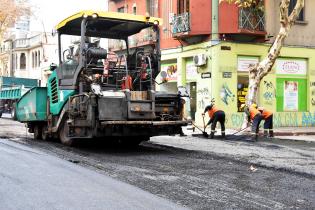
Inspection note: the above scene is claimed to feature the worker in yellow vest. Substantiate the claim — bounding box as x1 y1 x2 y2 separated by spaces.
258 107 274 138
243 103 263 141
202 104 225 139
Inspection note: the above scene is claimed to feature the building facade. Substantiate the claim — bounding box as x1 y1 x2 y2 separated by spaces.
109 0 315 127
0 32 58 86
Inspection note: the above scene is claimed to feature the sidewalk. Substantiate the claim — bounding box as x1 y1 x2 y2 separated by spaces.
182 125 315 143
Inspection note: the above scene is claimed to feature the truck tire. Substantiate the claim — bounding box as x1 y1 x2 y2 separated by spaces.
11 104 17 120
41 125 49 141
59 121 75 146
34 125 43 140
0 111 2 118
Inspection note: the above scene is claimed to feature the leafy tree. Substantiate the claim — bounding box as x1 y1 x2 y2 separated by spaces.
0 0 29 41
220 0 304 105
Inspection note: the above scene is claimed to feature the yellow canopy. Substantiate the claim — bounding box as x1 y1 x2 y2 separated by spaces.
56 10 163 39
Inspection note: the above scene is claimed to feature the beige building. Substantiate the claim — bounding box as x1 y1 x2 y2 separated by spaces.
0 33 58 85
265 0 315 47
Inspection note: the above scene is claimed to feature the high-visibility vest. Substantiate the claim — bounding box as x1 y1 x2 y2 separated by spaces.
207 105 221 119
249 104 260 120
258 107 273 119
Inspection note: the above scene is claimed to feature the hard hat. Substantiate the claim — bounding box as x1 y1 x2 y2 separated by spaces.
252 103 258 108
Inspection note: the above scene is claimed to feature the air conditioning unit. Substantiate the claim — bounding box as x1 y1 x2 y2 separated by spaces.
193 54 207 67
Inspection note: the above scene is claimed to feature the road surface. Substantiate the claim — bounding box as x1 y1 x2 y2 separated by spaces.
0 139 185 210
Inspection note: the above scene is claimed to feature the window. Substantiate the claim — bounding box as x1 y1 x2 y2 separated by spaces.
35 51 38 68
20 53 26 70
146 0 155 16
133 5 137 15
117 7 124 13
289 0 304 21
178 0 189 14
12 54 15 70
15 54 18 70
38 50 40 67
32 52 34 68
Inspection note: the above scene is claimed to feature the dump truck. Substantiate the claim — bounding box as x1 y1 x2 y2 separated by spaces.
0 77 39 118
16 11 188 146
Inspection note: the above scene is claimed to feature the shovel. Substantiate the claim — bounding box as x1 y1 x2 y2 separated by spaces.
202 114 209 137
191 120 209 138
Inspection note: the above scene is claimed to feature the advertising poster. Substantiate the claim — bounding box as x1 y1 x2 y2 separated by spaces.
237 56 259 72
161 64 177 81
284 81 298 111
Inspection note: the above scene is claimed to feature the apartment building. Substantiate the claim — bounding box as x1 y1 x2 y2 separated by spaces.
108 0 315 127
0 32 58 86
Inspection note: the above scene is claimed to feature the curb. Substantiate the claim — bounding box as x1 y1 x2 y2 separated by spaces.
275 132 315 136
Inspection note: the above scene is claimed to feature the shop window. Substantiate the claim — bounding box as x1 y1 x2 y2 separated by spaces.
289 0 304 21
237 76 249 112
189 82 196 120
276 78 307 112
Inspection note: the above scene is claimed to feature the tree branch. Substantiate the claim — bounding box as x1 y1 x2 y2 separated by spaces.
279 0 290 26
288 0 305 24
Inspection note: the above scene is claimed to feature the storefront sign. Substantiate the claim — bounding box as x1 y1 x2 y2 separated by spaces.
201 72 211 79
284 81 298 111
237 56 259 72
222 72 232 78
276 59 307 75
161 64 177 81
186 62 198 80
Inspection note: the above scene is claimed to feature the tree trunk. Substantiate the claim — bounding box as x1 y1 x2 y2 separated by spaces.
241 0 304 129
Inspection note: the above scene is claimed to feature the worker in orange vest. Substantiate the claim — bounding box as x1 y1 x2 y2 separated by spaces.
202 103 225 139
243 104 263 141
258 107 274 138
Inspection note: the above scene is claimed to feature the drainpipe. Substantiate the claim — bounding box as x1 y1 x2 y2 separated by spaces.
211 0 219 41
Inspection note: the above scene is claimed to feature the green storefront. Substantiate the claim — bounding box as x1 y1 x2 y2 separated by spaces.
160 41 315 128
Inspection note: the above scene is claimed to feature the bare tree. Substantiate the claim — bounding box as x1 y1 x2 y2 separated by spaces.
0 0 30 40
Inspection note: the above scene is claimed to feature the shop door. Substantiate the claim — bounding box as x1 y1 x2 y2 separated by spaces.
190 82 197 120
237 76 249 112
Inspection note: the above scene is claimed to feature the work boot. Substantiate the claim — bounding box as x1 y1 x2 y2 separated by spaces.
268 130 274 138
221 131 226 139
210 131 215 139
263 130 268 138
250 133 258 141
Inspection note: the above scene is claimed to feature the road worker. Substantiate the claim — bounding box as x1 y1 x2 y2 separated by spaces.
258 106 274 138
202 103 225 139
242 103 263 141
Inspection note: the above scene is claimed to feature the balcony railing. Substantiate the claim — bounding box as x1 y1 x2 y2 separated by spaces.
171 12 191 34
13 34 43 49
13 38 29 48
239 8 265 31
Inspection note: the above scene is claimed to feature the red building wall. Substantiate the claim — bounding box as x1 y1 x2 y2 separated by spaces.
218 2 239 34
159 0 180 49
189 0 211 36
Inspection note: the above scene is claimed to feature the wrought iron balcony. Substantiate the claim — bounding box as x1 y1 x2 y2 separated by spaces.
171 12 191 34
239 8 265 31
